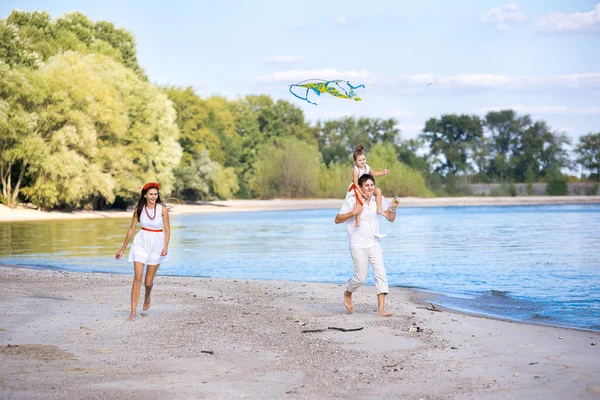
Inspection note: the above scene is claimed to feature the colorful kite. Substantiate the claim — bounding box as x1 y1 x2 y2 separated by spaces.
288 79 365 105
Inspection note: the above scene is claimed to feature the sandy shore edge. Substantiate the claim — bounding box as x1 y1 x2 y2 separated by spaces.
2 196 600 222
1 265 598 399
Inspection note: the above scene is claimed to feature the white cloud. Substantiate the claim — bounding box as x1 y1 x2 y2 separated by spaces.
503 3 527 23
496 23 509 32
335 17 348 25
387 72 600 90
265 55 304 64
255 69 370 83
474 105 600 116
535 3 600 33
481 3 526 31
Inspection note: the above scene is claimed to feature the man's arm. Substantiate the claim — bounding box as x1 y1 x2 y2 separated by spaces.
335 206 362 224
383 197 400 222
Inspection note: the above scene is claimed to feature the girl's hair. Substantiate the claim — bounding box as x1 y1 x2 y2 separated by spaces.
353 145 365 161
135 182 163 222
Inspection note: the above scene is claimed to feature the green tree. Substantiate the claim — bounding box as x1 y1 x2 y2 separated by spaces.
420 114 483 177
2 10 145 78
0 19 41 68
316 117 400 166
1 52 180 208
574 132 600 181
484 110 531 182
469 135 493 182
0 63 45 207
511 121 570 182
173 151 215 200
525 165 536 195
245 95 315 143
203 96 242 168
395 138 431 175
212 163 239 199
367 143 433 197
164 86 223 164
545 165 568 196
250 137 321 198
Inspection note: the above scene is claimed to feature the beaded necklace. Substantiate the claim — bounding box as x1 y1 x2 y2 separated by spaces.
144 204 157 220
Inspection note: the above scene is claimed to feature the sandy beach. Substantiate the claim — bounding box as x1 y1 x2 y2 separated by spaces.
0 266 598 399
2 196 600 223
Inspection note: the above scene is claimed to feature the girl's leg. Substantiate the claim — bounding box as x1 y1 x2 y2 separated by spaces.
354 201 361 226
129 262 145 321
143 264 160 311
375 187 384 215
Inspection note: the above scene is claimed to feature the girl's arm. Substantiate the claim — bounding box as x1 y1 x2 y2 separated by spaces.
352 168 367 198
370 166 389 177
115 212 138 259
161 206 170 256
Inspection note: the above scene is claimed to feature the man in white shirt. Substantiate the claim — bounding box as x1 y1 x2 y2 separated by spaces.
335 173 400 317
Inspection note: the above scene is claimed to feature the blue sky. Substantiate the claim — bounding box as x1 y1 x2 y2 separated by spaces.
2 0 599 143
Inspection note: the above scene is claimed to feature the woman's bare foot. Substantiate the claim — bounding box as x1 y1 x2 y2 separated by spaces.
344 290 354 313
143 296 151 311
128 314 136 321
377 310 392 317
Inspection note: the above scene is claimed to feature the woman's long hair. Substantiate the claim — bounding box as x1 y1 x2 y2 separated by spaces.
135 183 163 222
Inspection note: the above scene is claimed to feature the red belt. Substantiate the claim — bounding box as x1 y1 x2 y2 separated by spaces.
348 183 364 206
141 227 163 232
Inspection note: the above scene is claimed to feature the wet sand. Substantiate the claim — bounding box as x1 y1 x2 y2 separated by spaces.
1 196 599 223
0 266 598 399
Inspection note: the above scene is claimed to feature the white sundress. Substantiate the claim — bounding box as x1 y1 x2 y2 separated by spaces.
345 164 371 201
128 203 166 265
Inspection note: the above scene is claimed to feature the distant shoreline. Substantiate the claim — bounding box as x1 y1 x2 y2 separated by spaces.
1 196 599 223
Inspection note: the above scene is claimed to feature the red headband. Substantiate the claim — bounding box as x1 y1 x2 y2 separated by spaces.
143 182 160 191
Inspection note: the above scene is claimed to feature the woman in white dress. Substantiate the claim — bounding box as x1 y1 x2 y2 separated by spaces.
115 182 171 321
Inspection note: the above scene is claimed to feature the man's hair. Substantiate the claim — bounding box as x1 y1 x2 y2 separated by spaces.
358 173 375 187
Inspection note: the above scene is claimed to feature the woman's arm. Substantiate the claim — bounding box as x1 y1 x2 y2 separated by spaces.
115 213 138 259
161 206 170 256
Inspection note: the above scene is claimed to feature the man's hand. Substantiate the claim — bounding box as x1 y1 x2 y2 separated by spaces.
352 205 363 216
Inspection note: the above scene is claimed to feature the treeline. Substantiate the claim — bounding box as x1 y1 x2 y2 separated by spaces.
1 11 598 209
420 112 599 195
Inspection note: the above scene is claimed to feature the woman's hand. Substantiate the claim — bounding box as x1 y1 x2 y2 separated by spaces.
160 247 168 256
115 249 124 260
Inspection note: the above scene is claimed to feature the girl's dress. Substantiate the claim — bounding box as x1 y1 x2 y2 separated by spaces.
128 203 166 265
345 164 371 203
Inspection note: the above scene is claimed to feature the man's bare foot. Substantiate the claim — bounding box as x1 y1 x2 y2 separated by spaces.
128 314 136 321
344 290 354 313
143 296 151 311
377 310 392 317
